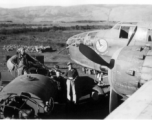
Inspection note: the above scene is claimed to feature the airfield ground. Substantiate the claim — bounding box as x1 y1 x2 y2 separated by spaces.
0 50 110 119
50 95 110 119
0 22 114 119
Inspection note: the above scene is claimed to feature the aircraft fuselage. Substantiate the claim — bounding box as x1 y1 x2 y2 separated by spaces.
67 22 152 72
66 22 152 97
109 46 152 96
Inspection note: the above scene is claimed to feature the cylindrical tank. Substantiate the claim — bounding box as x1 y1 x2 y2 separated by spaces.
0 74 58 118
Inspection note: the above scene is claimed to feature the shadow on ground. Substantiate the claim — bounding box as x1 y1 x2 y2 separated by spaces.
49 76 110 119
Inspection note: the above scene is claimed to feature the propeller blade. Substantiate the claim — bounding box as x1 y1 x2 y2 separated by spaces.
127 26 137 46
79 44 120 113
109 87 118 113
79 44 109 67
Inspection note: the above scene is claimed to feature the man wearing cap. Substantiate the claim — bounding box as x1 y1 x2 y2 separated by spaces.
49 65 63 77
51 68 62 90
65 62 79 104
50 65 66 101
10 48 36 76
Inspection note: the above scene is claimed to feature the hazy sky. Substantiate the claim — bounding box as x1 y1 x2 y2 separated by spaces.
0 0 151 8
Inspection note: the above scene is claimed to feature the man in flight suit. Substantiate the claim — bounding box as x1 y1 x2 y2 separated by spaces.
10 48 36 76
65 62 78 104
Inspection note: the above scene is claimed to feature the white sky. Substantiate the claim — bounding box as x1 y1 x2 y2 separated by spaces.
0 0 152 8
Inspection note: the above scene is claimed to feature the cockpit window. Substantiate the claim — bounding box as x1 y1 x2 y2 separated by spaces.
88 32 98 39
73 33 88 38
119 26 130 39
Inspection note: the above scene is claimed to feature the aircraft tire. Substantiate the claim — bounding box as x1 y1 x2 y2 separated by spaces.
91 85 104 102
45 97 54 115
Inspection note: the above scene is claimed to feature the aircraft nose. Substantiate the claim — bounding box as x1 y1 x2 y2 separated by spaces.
66 32 88 46
66 37 74 46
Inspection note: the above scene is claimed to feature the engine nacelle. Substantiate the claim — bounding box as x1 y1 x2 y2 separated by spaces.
110 46 152 96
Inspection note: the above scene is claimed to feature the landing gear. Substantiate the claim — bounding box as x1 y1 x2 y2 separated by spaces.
91 85 104 102
82 67 86 74
82 66 109 86
82 67 94 75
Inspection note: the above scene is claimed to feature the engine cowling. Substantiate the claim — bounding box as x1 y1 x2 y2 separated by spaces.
109 46 152 96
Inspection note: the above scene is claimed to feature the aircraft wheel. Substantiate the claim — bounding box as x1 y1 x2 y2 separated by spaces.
91 85 104 102
91 91 99 101
44 97 54 115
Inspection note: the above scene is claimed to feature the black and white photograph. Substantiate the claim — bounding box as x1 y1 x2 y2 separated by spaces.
0 0 152 119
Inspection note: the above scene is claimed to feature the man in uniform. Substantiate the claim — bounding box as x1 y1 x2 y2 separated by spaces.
65 62 78 104
49 65 62 77
10 48 36 76
50 65 67 102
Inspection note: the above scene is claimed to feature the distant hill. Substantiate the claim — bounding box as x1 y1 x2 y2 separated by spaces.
0 5 152 23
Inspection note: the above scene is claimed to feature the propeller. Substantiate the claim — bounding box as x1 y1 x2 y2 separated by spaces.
79 43 120 112
127 26 137 46
109 87 118 112
79 44 110 67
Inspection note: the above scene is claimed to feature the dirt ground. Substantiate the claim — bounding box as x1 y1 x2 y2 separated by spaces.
0 27 112 119
50 95 110 119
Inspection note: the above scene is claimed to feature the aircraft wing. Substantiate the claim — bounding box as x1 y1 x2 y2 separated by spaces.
105 80 152 119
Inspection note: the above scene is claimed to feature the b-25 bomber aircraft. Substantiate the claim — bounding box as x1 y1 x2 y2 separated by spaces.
79 43 152 119
0 52 104 119
66 22 152 119
66 22 152 78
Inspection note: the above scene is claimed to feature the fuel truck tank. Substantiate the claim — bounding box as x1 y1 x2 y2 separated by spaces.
0 74 58 119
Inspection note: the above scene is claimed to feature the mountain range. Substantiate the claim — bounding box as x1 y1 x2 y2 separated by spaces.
0 5 152 23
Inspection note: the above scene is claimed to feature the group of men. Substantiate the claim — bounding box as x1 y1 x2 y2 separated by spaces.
8 48 79 104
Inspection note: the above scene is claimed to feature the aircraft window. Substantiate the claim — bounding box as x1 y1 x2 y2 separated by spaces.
119 26 130 39
148 30 152 41
74 33 87 38
113 25 120 30
73 35 78 38
88 32 98 39
148 35 152 41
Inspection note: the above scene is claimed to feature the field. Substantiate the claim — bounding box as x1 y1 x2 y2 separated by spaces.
0 22 113 71
0 22 113 119
0 22 111 84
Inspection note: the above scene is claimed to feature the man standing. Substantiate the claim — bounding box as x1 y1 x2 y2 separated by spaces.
65 62 78 104
50 65 62 89
10 48 36 76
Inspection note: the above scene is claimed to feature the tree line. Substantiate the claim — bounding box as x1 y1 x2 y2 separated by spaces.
0 25 112 35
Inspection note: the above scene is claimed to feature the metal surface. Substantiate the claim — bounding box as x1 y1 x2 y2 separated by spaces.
1 74 57 102
78 42 152 117
0 74 58 118
66 22 152 74
105 80 152 119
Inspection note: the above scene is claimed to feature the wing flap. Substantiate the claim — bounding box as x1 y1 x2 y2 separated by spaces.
105 80 152 119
